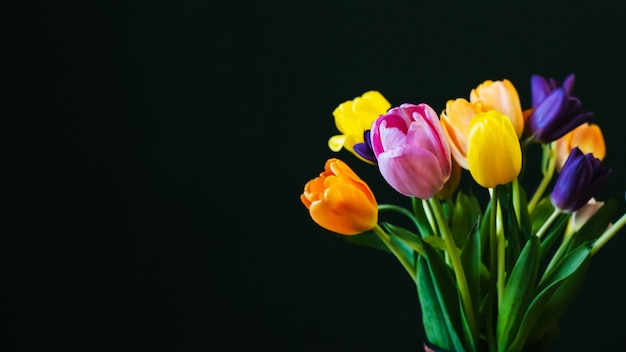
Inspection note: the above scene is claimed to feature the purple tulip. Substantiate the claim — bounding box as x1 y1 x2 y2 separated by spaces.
353 130 377 164
370 103 451 199
526 74 593 143
551 147 611 213
530 73 576 107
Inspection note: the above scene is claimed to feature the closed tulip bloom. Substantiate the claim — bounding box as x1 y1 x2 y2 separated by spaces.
555 122 606 172
526 74 593 143
469 79 524 138
328 91 391 164
370 103 451 199
550 148 611 213
301 158 378 235
530 73 576 107
467 111 522 188
440 98 481 169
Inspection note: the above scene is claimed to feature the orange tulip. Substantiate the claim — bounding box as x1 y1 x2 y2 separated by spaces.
440 98 481 169
555 122 606 172
301 158 378 235
470 79 524 138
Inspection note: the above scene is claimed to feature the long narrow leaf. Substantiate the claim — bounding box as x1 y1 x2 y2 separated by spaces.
508 246 591 351
417 257 453 350
460 219 481 334
496 235 541 349
527 256 590 344
421 241 467 351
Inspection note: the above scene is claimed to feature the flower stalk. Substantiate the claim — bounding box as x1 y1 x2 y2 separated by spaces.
372 224 417 282
429 197 477 342
301 75 622 352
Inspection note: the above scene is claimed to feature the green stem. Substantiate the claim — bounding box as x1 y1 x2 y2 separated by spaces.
535 208 561 239
372 224 416 282
496 196 505 308
542 234 571 281
377 204 421 230
422 198 438 236
428 197 477 342
591 212 626 256
512 178 522 227
485 187 498 351
527 142 557 213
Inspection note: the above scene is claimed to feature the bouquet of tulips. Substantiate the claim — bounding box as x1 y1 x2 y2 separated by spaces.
300 75 626 352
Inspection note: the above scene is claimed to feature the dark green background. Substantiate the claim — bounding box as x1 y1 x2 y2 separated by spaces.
6 1 626 351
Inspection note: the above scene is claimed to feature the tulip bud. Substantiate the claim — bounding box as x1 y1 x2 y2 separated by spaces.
467 111 522 188
550 148 611 213
555 122 606 172
328 91 391 164
470 79 524 138
526 74 593 143
440 98 481 170
370 103 451 199
301 158 378 235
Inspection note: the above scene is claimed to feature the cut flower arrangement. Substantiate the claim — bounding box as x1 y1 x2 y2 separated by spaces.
300 74 626 352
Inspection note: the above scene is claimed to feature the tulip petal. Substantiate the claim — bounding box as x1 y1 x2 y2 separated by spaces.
531 74 551 107
377 145 446 199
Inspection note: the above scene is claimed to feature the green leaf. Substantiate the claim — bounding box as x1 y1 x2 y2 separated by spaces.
423 236 448 252
538 212 569 260
417 257 453 350
339 230 389 253
381 222 418 267
496 235 541 349
460 219 481 336
412 197 436 238
529 196 554 233
515 182 534 244
538 242 591 291
479 197 494 266
496 183 522 273
451 191 482 249
508 246 591 351
382 222 424 256
421 241 467 351
527 256 590 344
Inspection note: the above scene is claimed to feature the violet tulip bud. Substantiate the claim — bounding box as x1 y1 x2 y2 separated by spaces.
370 103 451 199
526 74 593 143
550 147 612 213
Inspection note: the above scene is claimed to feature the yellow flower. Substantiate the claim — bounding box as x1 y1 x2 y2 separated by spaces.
328 91 391 163
555 122 606 172
440 98 481 169
300 158 378 235
467 111 522 188
470 79 524 138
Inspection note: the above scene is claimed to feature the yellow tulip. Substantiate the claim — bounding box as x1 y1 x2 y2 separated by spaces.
467 111 522 188
328 91 391 163
440 98 481 170
555 122 606 172
301 158 378 235
470 79 524 138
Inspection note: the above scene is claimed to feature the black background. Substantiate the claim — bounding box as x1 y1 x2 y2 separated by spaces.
5 1 626 351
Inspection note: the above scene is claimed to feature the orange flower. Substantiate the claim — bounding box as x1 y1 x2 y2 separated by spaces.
440 98 481 170
301 158 378 235
555 122 606 172
470 79 524 138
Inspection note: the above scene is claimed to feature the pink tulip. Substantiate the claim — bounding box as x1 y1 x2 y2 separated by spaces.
370 103 451 199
